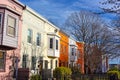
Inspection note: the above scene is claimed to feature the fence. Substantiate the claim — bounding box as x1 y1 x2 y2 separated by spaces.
17 68 29 80
72 74 109 80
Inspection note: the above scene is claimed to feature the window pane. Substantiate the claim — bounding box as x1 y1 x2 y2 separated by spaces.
56 40 58 50
22 55 28 68
36 33 41 46
71 48 74 55
27 29 32 43
0 14 2 26
45 60 48 69
50 60 53 69
8 26 15 36
8 16 15 27
7 16 16 36
0 14 2 33
56 60 57 67
31 56 36 70
0 51 5 70
50 38 53 49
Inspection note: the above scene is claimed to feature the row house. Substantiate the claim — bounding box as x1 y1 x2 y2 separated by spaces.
0 0 85 79
69 38 84 74
76 42 84 74
20 6 60 77
0 0 24 79
58 30 85 73
69 38 77 67
59 30 69 67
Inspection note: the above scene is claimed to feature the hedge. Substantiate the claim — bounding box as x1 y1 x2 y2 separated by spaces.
53 67 72 80
30 74 42 80
107 68 120 79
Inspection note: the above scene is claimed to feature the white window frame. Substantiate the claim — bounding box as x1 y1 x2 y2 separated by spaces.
49 38 53 49
7 15 16 37
36 33 41 46
22 54 28 68
56 39 58 50
71 48 74 56
27 29 32 43
0 13 3 33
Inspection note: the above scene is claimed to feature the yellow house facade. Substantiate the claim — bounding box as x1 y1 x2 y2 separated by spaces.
20 7 60 76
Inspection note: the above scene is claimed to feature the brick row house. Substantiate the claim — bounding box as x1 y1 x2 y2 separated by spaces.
69 38 84 74
0 0 24 79
0 0 86 79
59 30 69 67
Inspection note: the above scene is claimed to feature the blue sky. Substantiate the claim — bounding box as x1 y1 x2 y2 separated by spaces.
19 0 116 27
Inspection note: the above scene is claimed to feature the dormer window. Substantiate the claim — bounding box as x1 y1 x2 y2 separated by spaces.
7 15 16 37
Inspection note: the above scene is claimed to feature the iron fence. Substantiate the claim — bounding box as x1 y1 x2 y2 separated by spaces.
72 74 109 80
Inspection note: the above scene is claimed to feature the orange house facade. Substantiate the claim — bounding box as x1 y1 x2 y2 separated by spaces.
76 42 84 74
59 30 69 67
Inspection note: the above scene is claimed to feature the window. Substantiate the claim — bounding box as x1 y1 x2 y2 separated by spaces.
78 50 81 58
27 29 32 43
60 45 63 53
55 60 57 68
22 55 28 68
36 33 41 46
0 51 5 71
0 13 2 30
45 60 48 69
50 60 53 69
7 16 16 36
71 48 74 56
56 40 58 50
49 38 53 49
31 56 36 70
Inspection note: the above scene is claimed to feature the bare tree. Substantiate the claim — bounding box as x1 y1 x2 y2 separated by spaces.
100 0 120 14
64 11 116 73
21 41 46 75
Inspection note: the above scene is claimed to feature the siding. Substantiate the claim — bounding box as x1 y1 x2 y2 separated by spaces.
2 10 19 48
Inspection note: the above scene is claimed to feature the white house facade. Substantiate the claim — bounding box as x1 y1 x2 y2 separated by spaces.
69 37 77 67
20 7 60 76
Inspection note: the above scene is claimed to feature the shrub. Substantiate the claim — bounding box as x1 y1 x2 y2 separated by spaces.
109 67 119 71
30 74 42 80
53 67 72 80
107 68 120 79
71 66 81 74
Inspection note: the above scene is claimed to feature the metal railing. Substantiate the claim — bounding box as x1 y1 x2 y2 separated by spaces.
72 74 109 80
